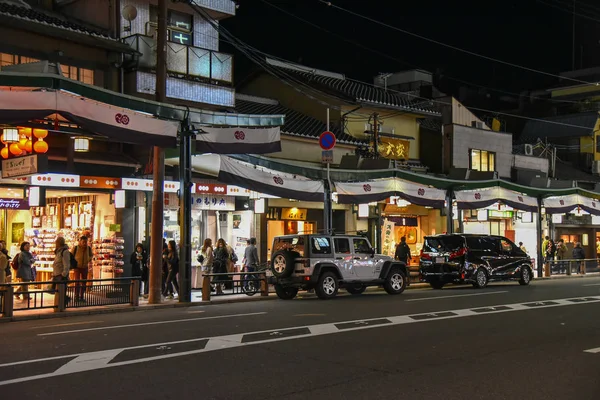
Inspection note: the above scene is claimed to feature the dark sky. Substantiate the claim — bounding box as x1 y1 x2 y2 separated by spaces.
222 0 582 96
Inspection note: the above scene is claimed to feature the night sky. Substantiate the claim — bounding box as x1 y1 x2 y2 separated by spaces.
222 0 578 97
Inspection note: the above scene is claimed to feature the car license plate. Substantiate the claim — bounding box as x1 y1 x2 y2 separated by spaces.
435 257 446 264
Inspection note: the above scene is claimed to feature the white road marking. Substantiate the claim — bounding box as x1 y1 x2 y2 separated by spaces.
31 321 104 329
1 295 599 387
36 312 268 336
583 284 600 287
406 291 508 302
583 347 600 354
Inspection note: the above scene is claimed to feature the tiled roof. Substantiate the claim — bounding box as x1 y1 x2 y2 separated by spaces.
418 118 442 131
265 58 440 116
0 1 112 39
234 94 366 145
520 112 598 142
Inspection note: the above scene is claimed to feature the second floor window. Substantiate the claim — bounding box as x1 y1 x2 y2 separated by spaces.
60 65 94 85
150 6 193 45
470 149 496 172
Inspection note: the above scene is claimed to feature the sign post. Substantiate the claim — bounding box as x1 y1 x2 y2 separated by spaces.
319 129 336 234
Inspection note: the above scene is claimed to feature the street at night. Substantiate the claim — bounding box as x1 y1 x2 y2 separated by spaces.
2 277 600 399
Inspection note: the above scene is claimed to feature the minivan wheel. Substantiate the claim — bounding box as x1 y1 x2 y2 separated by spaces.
315 271 339 300
473 268 488 289
519 267 532 286
430 281 445 290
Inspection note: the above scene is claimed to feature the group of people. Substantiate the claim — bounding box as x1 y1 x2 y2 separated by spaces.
542 236 586 274
0 235 92 304
128 240 179 299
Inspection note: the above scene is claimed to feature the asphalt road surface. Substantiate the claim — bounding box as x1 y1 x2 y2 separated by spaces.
2 277 600 399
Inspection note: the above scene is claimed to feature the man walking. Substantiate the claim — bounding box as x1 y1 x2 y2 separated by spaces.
243 238 259 273
52 236 71 306
72 236 92 302
394 236 411 264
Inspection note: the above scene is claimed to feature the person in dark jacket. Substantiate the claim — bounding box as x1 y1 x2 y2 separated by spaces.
213 238 229 295
16 242 35 301
394 237 411 264
572 242 586 274
130 243 148 297
162 240 179 299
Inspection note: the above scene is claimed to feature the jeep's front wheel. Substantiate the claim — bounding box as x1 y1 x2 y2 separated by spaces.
315 271 339 300
274 284 298 300
384 268 407 295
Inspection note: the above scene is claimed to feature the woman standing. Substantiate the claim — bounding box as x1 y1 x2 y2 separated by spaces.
130 243 148 297
196 238 213 290
16 242 35 301
213 238 229 295
0 242 8 286
163 240 180 299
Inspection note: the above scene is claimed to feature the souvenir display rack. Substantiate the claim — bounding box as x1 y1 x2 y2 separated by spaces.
92 237 125 280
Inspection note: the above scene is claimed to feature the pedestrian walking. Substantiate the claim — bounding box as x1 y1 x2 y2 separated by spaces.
573 242 586 274
130 243 148 297
15 242 35 301
213 238 229 295
72 236 92 302
0 241 8 287
52 236 71 306
163 240 179 299
196 238 213 290
519 242 528 254
394 236 411 264
243 238 259 273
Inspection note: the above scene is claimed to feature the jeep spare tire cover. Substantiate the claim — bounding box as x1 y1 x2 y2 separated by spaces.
271 251 296 278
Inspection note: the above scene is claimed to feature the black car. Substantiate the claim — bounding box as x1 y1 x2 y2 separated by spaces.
419 234 533 289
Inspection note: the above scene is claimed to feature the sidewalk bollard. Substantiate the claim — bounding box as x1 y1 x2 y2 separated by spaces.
202 275 211 301
566 261 572 276
2 286 14 318
544 262 551 277
581 261 586 275
260 275 268 297
130 280 140 306
54 282 66 312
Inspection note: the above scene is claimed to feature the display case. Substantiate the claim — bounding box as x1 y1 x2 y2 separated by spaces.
92 237 125 280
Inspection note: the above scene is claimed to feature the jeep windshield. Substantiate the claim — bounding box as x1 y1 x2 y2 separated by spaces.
273 236 305 257
423 236 465 254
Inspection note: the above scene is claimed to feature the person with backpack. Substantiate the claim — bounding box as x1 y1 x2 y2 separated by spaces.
14 242 35 301
72 236 93 302
394 236 411 264
52 236 71 305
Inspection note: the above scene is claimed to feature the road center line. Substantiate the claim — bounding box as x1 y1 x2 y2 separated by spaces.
2 295 599 387
31 321 104 329
406 291 508 302
36 312 267 336
583 284 600 287
584 347 600 353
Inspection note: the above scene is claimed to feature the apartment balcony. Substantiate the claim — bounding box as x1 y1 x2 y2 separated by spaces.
124 34 233 83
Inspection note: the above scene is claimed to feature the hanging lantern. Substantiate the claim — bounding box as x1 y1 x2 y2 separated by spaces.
17 135 28 151
33 139 48 154
18 127 32 138
33 129 48 139
2 128 19 143
73 137 90 152
24 139 32 153
0 145 8 159
9 143 22 156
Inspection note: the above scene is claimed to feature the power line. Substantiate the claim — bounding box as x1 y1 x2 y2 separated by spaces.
258 0 587 106
319 0 598 86
536 0 600 22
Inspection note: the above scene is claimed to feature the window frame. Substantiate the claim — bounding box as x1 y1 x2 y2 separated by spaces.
469 148 496 172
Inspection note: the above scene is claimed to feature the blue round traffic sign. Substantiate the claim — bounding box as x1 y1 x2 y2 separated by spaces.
319 131 336 150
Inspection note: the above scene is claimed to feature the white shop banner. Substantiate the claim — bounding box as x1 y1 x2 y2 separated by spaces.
335 178 446 207
196 126 281 154
455 187 538 212
544 194 600 215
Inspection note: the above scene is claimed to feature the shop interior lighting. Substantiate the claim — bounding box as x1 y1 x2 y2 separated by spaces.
2 128 19 143
73 137 90 152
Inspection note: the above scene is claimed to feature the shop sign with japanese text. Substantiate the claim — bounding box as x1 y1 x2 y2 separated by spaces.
0 198 29 210
192 195 234 211
282 207 307 221
1 154 47 179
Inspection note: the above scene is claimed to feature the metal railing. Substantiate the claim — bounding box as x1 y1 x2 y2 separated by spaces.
200 270 269 301
544 258 600 277
0 278 140 318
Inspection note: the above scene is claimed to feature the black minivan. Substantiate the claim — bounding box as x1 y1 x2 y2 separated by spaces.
419 234 533 289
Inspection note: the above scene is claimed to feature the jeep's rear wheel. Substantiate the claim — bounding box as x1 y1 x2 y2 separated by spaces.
271 251 296 278
315 271 339 300
346 284 366 295
274 284 298 300
384 268 407 295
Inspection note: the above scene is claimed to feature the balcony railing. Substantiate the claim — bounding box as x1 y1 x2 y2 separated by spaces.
195 0 236 16
124 34 233 84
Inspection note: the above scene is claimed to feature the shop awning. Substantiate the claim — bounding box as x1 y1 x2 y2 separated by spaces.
0 90 179 147
455 187 538 212
544 194 600 215
335 178 446 207
218 156 324 202
196 126 281 154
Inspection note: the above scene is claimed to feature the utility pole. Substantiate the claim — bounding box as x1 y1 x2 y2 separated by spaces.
178 115 192 303
148 0 167 304
372 112 379 159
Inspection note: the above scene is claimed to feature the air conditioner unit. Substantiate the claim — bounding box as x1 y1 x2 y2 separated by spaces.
471 121 484 129
524 144 533 156
593 160 600 175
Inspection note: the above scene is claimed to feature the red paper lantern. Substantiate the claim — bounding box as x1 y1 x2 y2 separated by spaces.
9 143 21 156
33 139 48 154
25 139 32 152
33 129 48 139
0 145 8 159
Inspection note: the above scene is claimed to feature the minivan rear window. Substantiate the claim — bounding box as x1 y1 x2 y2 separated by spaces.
423 236 465 254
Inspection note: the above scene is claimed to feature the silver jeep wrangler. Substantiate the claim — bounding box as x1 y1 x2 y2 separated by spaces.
269 234 409 300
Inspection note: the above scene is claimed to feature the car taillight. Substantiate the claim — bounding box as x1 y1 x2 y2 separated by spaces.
420 249 431 260
449 247 467 260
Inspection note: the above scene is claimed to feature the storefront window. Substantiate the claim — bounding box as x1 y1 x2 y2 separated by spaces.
470 149 496 172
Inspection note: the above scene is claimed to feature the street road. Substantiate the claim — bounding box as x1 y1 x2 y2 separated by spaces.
2 277 600 399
